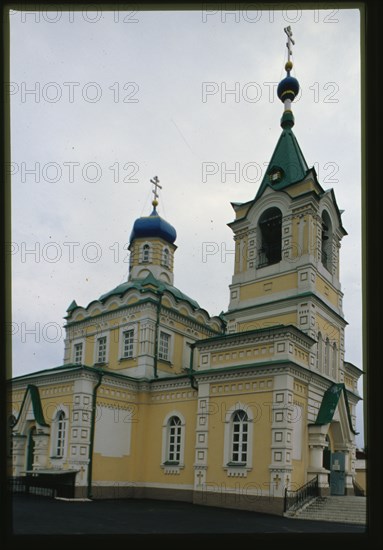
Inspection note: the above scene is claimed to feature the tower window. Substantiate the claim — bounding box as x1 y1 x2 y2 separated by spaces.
162 248 170 268
258 207 282 267
142 244 150 263
321 211 332 272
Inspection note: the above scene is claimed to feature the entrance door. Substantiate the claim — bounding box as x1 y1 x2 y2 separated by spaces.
330 451 345 495
26 427 36 471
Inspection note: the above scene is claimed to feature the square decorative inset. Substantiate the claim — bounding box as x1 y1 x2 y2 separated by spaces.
300 315 308 324
276 393 284 403
275 412 283 422
198 433 205 443
284 227 289 234
311 273 315 282
198 450 204 460
287 452 291 462
80 447 87 456
231 290 238 299
72 429 78 438
201 355 208 364
249 240 254 246
274 432 283 442
287 432 291 443
81 429 87 438
82 412 89 422
274 452 282 462
300 272 308 281
277 343 285 352
199 416 206 426
73 412 79 422
74 396 80 405
249 261 254 268
71 446 77 456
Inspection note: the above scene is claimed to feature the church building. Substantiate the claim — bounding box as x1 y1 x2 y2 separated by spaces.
7 29 362 515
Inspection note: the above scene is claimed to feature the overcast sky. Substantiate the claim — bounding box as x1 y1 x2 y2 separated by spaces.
9 7 363 444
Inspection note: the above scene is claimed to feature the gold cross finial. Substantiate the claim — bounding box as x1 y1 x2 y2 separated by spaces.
150 175 162 207
284 26 295 63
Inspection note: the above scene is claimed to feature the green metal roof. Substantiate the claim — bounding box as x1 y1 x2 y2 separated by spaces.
98 272 201 310
255 121 309 200
13 384 49 428
313 383 358 435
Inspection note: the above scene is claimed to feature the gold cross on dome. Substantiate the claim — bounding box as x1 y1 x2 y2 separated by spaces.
150 175 162 202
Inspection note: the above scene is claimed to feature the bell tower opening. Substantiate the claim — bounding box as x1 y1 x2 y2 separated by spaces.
258 207 282 268
321 210 332 272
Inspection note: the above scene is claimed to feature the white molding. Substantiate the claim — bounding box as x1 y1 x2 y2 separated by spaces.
118 322 138 360
161 410 186 468
223 402 254 470
93 331 109 366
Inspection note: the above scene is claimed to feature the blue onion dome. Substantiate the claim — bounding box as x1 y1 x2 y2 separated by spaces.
129 202 177 244
277 75 300 103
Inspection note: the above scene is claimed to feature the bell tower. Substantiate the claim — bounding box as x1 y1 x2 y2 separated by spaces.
226 26 348 384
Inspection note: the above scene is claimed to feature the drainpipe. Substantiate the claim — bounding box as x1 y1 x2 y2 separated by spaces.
189 343 198 391
87 368 103 499
153 291 163 379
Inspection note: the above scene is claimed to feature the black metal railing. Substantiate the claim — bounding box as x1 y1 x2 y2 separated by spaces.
284 476 319 513
8 476 75 499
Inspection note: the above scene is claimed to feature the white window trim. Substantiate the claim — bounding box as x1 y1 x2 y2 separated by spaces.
158 328 174 364
161 246 170 268
94 331 109 365
49 404 69 463
161 411 186 474
223 402 253 477
119 324 137 360
72 338 85 365
140 242 152 264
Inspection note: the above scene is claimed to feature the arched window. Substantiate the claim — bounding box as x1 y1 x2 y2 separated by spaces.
230 410 249 464
142 244 150 263
321 211 332 272
332 343 338 379
258 207 282 267
324 337 330 375
317 332 323 371
166 416 182 464
55 411 67 458
162 247 170 268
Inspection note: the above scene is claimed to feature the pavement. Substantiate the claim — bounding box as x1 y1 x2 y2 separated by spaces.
10 494 367 536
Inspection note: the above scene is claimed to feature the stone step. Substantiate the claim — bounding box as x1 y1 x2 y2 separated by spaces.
288 496 367 525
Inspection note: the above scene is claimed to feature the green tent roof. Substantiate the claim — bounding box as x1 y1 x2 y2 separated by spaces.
255 118 309 200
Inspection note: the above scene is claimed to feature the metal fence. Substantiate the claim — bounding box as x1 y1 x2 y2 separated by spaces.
284 476 319 513
8 476 75 499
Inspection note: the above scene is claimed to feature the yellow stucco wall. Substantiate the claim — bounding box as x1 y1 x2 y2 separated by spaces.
316 274 339 308
238 312 297 332
240 272 297 302
207 387 274 488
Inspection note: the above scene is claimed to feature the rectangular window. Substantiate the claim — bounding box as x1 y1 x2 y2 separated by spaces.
159 332 170 361
168 417 182 463
96 336 107 363
123 329 134 358
74 342 83 364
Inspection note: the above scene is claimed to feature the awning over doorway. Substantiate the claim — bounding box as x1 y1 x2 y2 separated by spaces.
313 383 358 435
